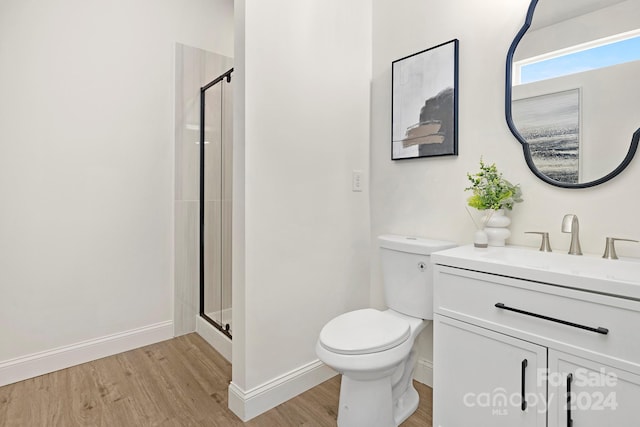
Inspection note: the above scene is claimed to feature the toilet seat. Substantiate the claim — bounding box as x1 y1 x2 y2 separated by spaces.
319 308 411 355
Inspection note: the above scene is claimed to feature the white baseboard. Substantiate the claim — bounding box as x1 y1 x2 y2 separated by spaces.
413 357 433 388
226 356 430 422
196 315 232 362
228 359 337 421
0 321 173 387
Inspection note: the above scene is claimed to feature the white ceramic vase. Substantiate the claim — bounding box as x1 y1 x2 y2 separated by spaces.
484 209 511 247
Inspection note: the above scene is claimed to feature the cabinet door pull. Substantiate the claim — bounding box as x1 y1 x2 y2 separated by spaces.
567 373 573 427
494 302 609 335
521 359 528 411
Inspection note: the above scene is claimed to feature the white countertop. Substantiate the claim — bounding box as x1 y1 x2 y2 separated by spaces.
431 244 640 301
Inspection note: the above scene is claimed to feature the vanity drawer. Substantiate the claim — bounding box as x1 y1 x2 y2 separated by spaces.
434 265 640 370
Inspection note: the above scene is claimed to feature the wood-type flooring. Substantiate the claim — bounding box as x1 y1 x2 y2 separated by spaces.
0 333 432 426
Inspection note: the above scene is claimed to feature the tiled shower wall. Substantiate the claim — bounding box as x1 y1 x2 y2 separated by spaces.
174 43 233 336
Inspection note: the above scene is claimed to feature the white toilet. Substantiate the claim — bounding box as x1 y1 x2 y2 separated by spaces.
316 235 456 427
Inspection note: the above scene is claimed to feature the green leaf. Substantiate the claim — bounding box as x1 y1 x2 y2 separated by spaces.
465 159 523 210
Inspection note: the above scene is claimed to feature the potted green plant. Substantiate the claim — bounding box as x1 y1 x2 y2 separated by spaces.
465 159 523 247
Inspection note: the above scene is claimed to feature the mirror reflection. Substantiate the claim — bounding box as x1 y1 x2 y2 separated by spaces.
507 0 640 187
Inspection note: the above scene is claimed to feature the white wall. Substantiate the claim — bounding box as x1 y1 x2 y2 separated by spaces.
231 0 372 419
371 0 640 378
0 0 233 378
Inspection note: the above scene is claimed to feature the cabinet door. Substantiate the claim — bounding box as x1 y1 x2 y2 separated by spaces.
548 350 640 427
434 315 547 427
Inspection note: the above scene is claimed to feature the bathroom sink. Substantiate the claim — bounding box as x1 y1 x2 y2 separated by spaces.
431 245 640 300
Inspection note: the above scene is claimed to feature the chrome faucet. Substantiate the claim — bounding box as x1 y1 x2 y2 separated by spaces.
561 214 582 255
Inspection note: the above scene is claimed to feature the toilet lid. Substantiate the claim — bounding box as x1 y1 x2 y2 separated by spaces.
319 309 411 355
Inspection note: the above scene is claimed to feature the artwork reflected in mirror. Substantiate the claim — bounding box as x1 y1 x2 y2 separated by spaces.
506 0 640 188
512 89 580 183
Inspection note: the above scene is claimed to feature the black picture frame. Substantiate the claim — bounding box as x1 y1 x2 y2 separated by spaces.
391 39 459 160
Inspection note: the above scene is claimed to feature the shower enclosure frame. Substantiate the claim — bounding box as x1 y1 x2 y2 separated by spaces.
199 67 233 339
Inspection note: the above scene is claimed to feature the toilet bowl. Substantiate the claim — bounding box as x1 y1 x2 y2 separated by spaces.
316 309 426 426
316 235 456 427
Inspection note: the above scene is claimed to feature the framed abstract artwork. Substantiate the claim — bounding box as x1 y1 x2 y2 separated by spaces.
512 88 581 183
392 39 459 160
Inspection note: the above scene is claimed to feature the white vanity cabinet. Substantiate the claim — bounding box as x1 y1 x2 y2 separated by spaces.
431 246 640 427
546 350 640 427
434 315 546 426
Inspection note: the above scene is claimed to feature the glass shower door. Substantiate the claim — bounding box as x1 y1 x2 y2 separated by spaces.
200 69 233 338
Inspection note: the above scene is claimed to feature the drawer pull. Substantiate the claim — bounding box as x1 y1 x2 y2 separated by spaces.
521 359 528 411
494 303 609 335
567 373 573 427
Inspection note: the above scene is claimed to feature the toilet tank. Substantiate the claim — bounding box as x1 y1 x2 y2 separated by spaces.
379 235 456 319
